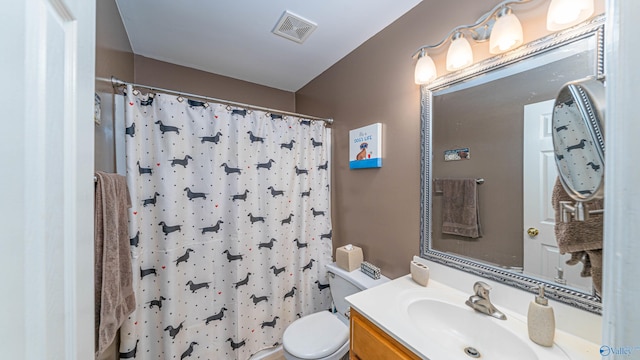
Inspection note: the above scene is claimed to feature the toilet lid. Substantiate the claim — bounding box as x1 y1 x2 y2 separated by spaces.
283 311 349 359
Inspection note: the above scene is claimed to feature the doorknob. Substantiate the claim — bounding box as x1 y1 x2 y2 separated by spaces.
527 227 539 237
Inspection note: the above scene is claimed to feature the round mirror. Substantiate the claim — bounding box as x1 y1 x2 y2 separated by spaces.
551 77 605 202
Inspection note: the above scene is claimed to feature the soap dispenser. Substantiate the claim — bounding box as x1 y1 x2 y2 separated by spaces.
527 285 555 347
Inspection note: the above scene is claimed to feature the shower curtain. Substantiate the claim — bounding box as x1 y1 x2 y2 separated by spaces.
119 90 333 360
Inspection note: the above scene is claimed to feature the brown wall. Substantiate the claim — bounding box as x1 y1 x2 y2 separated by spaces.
295 0 604 279
294 0 501 278
133 55 295 112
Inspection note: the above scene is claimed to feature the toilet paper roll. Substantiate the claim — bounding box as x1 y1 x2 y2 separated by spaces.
410 260 429 287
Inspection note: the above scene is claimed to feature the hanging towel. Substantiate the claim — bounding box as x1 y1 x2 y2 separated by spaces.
94 171 136 358
434 178 482 239
551 177 603 295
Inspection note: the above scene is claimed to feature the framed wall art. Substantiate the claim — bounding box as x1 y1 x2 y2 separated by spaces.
349 123 382 169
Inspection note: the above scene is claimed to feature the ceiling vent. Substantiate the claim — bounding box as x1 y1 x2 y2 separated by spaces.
272 11 317 44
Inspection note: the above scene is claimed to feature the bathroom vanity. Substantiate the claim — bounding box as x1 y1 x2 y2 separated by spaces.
350 308 420 360
346 259 600 360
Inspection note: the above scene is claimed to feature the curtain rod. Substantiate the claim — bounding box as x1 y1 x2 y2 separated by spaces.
97 76 334 125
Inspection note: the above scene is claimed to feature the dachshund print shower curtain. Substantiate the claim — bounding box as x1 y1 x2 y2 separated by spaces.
119 90 333 360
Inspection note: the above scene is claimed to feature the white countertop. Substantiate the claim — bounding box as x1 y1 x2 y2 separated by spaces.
346 274 601 360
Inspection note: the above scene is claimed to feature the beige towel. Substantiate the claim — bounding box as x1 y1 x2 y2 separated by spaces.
94 171 136 358
551 178 603 294
434 178 482 239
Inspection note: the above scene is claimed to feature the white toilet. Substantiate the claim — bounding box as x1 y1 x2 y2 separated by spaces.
282 262 390 360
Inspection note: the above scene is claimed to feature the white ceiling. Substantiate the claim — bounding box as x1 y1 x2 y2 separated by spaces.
115 0 423 92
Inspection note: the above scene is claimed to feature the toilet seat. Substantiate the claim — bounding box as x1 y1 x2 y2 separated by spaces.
282 311 349 359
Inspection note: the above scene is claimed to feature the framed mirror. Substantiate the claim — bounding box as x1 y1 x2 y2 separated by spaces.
420 15 604 314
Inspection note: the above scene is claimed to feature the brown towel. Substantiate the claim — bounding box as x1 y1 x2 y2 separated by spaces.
551 178 603 294
434 178 482 238
94 171 136 357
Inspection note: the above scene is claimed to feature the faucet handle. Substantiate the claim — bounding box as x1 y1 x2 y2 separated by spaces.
473 281 492 298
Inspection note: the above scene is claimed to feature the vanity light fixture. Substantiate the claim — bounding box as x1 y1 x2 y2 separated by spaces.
414 49 437 84
547 0 595 30
446 32 474 71
413 0 596 84
489 7 523 54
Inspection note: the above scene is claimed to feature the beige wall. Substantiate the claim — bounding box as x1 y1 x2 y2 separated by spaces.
295 0 604 279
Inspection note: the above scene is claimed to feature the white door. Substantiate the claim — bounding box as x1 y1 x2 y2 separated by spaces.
0 0 95 359
523 100 591 292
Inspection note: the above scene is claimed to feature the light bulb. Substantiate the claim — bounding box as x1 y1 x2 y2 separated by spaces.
446 33 473 71
489 7 523 54
547 0 594 31
414 51 437 85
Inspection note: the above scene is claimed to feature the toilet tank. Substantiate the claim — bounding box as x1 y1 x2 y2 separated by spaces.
326 262 390 316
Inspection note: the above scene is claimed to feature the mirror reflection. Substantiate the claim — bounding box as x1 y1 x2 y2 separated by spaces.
421 18 605 312
552 78 606 203
550 77 606 296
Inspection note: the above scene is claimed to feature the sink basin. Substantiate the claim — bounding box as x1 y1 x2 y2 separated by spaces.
406 298 569 360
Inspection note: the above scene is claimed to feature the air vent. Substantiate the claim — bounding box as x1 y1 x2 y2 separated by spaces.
272 11 317 44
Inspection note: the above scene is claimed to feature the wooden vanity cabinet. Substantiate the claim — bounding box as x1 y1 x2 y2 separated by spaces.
349 308 422 360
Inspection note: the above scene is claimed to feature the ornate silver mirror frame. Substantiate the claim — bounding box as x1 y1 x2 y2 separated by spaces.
420 15 604 314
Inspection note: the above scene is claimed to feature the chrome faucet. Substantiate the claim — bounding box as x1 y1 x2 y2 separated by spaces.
465 281 507 320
